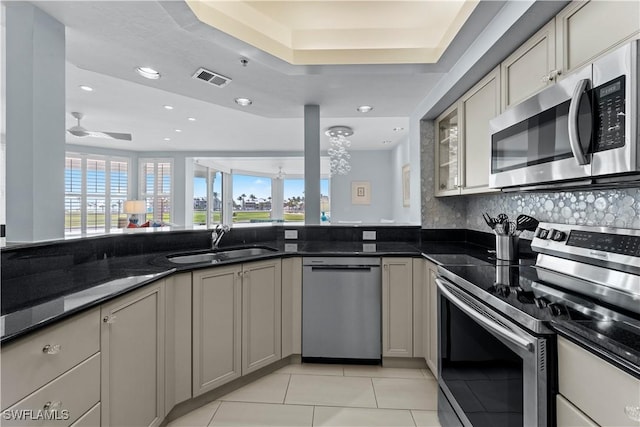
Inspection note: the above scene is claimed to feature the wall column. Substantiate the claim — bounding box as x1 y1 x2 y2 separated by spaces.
271 178 284 221
5 3 65 242
304 105 321 225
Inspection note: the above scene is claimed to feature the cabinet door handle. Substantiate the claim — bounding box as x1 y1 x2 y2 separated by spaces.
43 401 62 411
42 344 61 355
383 264 388 271
625 406 640 421
103 315 117 324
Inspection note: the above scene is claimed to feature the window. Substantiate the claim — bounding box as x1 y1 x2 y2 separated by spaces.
281 178 330 222
283 179 304 222
232 174 271 223
64 154 130 235
193 166 223 226
140 159 172 224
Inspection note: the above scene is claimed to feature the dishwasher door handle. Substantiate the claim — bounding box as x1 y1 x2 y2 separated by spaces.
309 265 379 272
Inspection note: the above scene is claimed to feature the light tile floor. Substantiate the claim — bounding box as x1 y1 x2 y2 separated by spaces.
167 363 442 427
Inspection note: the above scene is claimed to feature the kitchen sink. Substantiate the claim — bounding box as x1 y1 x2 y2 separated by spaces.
167 247 277 264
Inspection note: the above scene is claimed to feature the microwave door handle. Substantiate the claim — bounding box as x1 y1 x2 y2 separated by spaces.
436 278 534 352
568 78 590 165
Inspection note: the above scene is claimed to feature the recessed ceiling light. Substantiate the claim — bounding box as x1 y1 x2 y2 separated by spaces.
357 105 373 113
175 129 182 133
187 117 196 121
235 98 252 107
79 85 93 92
393 127 404 132
163 105 174 110
136 66 161 80
164 137 171 141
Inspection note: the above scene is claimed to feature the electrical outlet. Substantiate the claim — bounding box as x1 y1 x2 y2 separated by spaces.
285 243 298 252
362 231 376 240
362 243 377 252
284 229 298 240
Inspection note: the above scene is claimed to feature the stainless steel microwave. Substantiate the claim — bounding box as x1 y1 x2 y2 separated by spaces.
489 40 638 191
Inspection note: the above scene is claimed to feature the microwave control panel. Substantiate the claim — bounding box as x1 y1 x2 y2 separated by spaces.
593 75 626 152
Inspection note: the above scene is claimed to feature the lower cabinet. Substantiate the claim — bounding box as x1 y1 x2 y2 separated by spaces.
164 272 192 412
420 260 439 378
192 265 242 396
192 259 282 396
242 259 282 374
101 280 165 427
382 257 413 358
557 336 640 427
281 257 302 358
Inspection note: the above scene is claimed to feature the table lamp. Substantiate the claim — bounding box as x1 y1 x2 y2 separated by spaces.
123 200 146 227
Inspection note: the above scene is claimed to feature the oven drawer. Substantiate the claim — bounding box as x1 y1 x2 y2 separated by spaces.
558 336 640 427
557 394 598 427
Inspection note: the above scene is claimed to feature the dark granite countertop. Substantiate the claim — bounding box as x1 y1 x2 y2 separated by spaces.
1 239 423 344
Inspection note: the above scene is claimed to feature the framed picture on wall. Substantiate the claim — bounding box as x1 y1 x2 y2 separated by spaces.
402 164 410 207
351 181 371 205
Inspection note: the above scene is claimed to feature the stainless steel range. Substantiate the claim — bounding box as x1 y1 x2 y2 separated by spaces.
435 223 640 427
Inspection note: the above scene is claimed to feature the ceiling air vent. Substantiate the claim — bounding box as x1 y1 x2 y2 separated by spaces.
192 67 232 88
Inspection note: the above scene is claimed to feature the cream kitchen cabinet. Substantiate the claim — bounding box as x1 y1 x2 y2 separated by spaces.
459 66 501 195
556 0 640 77
557 336 640 427
242 259 282 374
192 264 242 396
100 280 165 427
501 19 557 110
435 67 500 197
425 261 439 378
557 394 598 427
382 257 413 358
192 259 282 396
1 308 100 414
435 104 460 196
281 257 302 358
164 272 192 412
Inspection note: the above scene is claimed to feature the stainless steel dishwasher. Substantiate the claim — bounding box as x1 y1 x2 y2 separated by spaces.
302 257 381 363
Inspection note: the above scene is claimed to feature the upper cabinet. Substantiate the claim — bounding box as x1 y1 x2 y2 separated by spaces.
460 67 501 195
434 0 640 197
435 104 460 196
435 67 500 197
556 0 640 77
501 20 557 111
502 1 640 110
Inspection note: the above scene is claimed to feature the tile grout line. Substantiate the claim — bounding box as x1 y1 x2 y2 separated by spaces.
370 377 380 409
311 405 316 427
205 401 223 427
409 409 419 427
282 373 293 405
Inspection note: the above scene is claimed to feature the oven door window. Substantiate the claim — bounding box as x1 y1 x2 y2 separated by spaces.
440 296 524 427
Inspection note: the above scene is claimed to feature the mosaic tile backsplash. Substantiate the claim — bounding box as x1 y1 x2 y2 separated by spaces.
421 120 640 233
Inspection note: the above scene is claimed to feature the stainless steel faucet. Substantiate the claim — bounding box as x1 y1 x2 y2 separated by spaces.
211 224 230 250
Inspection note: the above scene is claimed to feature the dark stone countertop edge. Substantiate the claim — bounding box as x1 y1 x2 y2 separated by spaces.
1 241 425 344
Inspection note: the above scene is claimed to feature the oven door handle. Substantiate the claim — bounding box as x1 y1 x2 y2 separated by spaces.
568 78 590 166
436 279 534 352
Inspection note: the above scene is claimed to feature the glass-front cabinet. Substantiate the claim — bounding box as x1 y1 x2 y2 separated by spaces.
435 105 460 196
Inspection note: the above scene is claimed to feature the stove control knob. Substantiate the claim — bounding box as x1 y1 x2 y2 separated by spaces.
547 303 563 317
535 228 549 239
549 229 567 242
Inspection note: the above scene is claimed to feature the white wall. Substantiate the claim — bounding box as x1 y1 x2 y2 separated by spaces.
391 136 418 224
329 150 394 223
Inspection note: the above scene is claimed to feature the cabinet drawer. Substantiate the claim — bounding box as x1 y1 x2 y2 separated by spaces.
558 336 640 427
1 308 100 409
3 353 100 426
557 394 598 427
69 403 100 427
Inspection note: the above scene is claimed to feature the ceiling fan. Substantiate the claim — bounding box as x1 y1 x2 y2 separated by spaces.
67 112 132 141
